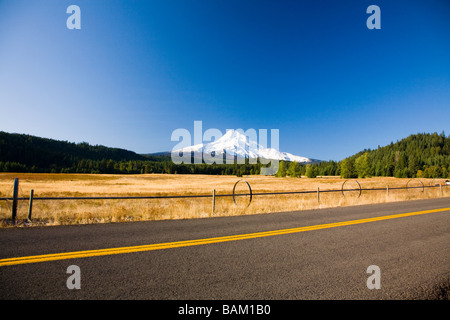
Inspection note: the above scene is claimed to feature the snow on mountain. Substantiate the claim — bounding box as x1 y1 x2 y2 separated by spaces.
174 129 314 163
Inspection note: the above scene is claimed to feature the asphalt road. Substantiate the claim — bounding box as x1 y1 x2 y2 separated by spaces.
0 198 449 300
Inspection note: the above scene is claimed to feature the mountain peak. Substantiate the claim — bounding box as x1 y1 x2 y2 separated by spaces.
174 129 314 163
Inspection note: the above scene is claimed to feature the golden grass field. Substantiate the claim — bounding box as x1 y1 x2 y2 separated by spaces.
0 173 448 227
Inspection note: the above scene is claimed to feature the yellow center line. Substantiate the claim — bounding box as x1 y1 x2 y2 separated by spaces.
1 207 448 267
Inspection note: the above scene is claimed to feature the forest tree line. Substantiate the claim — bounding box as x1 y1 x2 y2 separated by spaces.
276 132 449 179
0 131 449 178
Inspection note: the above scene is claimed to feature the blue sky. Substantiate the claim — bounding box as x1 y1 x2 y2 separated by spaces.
0 0 449 161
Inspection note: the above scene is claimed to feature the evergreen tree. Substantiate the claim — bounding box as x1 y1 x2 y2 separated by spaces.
287 161 301 178
340 158 356 179
305 164 317 178
355 153 371 178
275 161 287 177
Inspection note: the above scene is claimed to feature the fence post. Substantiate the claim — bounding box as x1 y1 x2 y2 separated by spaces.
386 185 389 198
28 189 34 221
11 178 19 222
440 184 442 197
317 187 320 203
212 189 216 213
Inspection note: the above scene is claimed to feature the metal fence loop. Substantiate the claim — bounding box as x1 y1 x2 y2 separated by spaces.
232 179 252 208
341 179 362 198
406 179 424 193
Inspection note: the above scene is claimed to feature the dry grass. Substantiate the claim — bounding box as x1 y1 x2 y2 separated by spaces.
0 173 448 227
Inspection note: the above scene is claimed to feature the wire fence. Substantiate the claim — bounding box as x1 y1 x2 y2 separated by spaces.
1 178 448 222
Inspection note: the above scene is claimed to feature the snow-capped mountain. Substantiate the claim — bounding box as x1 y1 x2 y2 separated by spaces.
174 129 314 163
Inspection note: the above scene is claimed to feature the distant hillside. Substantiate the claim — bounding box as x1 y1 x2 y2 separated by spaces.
341 132 450 178
0 131 148 173
297 132 449 179
0 131 264 175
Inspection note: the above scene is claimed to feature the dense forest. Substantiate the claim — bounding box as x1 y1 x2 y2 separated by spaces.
0 131 264 176
290 132 449 179
0 131 449 178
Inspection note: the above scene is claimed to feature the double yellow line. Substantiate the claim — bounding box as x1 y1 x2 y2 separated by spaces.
1 207 448 267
